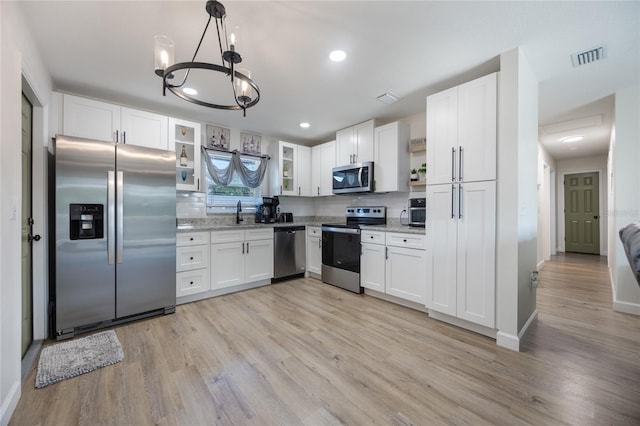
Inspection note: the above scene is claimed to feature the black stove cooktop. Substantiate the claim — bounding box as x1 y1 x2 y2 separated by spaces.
322 206 387 229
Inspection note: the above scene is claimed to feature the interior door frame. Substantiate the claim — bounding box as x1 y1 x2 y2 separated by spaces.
558 168 606 255
21 76 48 343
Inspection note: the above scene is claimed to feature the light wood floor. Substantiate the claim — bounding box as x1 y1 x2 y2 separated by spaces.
11 253 640 425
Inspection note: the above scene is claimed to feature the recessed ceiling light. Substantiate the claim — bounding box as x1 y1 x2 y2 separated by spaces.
299 122 310 129
182 87 198 96
329 50 346 62
560 135 584 143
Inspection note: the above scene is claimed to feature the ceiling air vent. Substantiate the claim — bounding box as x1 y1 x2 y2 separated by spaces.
571 45 607 67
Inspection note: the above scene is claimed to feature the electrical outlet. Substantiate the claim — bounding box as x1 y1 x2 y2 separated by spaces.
530 270 539 289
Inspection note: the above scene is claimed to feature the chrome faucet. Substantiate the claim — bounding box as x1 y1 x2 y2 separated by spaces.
236 200 243 224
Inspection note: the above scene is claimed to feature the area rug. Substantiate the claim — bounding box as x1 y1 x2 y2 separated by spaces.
35 330 124 388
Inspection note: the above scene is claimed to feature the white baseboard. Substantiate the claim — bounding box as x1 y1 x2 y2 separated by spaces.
613 300 640 315
0 380 20 426
496 309 538 352
536 259 545 270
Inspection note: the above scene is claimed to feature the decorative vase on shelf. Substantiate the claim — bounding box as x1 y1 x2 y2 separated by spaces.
180 145 188 167
410 169 418 182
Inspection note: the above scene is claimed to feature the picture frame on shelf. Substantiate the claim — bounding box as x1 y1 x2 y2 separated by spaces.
206 124 230 151
240 132 261 155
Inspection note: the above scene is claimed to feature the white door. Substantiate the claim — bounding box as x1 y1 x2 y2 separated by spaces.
319 141 336 196
307 233 322 275
336 127 354 166
245 238 274 282
457 73 497 182
211 242 245 289
354 120 374 163
426 87 458 185
63 94 120 142
296 145 312 196
456 181 496 328
425 184 458 315
386 246 426 304
121 107 168 150
361 243 386 291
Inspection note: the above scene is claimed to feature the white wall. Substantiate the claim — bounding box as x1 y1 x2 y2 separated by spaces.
609 85 640 314
556 154 608 255
496 47 539 351
0 2 52 424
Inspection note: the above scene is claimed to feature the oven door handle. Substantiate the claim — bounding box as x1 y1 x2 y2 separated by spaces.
321 226 360 235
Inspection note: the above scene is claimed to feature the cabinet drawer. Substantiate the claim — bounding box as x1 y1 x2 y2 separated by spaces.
210 229 245 244
246 227 274 241
307 226 321 237
176 268 210 297
361 230 385 245
385 232 426 250
177 232 210 247
176 244 210 272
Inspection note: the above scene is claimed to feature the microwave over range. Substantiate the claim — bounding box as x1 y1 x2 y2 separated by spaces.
332 161 374 194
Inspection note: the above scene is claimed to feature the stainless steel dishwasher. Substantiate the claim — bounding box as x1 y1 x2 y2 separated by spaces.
273 226 306 281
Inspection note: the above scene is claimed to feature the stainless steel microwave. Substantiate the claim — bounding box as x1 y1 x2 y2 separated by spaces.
408 197 426 227
332 162 374 194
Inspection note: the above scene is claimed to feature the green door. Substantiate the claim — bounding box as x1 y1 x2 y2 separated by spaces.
564 172 600 254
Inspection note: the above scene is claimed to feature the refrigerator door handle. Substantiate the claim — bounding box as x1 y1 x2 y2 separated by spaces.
116 171 124 263
108 171 116 265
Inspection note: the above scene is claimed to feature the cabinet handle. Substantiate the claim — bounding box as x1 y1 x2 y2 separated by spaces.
123 131 126 144
385 246 388 260
458 184 463 219
197 178 200 191
451 147 456 182
242 242 245 254
298 186 301 196
189 281 194 286
115 130 119 143
459 146 463 181
189 237 194 241
280 185 283 194
318 239 321 249
451 184 455 219
317 187 320 196
403 239 407 243
246 242 249 254
189 256 194 260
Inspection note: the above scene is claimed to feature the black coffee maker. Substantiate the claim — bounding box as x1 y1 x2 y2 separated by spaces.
255 196 279 223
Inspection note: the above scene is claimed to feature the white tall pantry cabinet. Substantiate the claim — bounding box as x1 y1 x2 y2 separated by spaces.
425 72 497 329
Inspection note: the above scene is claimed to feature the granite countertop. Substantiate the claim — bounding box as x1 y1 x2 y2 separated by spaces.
177 216 425 235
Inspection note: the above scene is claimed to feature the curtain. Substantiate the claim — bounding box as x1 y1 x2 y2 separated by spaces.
232 153 269 188
201 146 269 188
201 146 235 186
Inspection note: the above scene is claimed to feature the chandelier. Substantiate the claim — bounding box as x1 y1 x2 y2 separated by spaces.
154 1 260 116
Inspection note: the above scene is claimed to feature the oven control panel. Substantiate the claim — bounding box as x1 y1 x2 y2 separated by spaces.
345 206 386 219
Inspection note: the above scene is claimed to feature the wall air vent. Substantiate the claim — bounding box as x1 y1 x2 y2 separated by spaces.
571 45 607 67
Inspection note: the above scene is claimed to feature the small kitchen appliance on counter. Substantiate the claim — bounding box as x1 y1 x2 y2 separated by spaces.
321 206 386 293
408 197 426 227
255 196 279 223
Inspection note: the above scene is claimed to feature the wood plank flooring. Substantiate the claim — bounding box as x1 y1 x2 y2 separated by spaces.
11 253 640 425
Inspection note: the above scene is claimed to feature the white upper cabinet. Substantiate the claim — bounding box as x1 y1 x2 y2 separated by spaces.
270 141 312 196
374 121 410 192
63 94 120 142
170 117 202 192
426 73 496 185
336 119 377 166
121 107 169 150
311 140 336 196
62 94 169 150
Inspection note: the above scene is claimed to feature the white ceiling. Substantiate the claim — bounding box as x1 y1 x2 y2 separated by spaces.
18 1 639 158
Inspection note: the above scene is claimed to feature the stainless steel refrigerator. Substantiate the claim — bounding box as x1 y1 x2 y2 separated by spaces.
51 135 176 339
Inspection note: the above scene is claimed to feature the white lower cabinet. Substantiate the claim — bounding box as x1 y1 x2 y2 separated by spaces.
361 230 426 304
176 232 210 298
211 228 274 290
425 181 496 328
306 226 322 276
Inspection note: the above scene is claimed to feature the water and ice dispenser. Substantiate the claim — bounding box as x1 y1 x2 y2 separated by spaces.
69 204 104 240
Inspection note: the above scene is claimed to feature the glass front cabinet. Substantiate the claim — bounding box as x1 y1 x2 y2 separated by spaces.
170 117 202 191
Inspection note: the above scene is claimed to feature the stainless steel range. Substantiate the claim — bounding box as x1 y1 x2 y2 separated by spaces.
321 206 386 293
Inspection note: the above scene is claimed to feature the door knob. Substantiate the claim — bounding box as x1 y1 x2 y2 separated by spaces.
594 216 599 219
28 234 41 243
